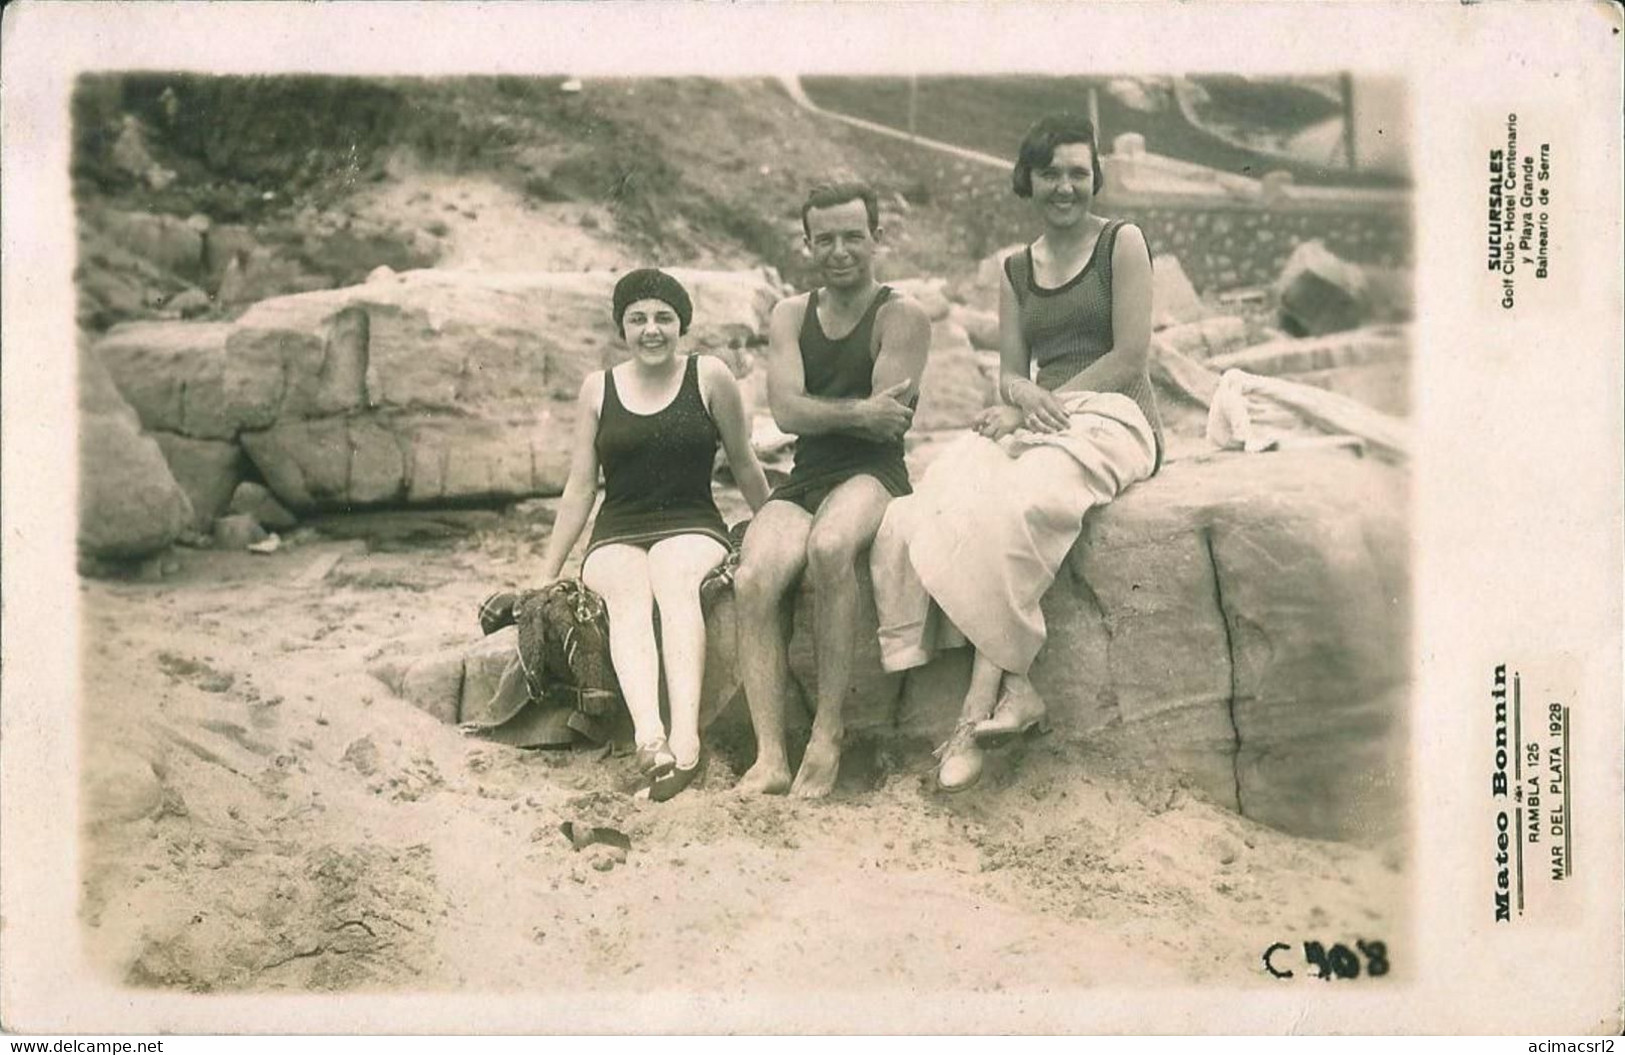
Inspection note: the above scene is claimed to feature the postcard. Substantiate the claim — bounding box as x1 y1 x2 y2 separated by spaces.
2 0 1620 1036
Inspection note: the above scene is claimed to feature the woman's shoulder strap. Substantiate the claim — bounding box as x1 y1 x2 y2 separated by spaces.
1002 247 1032 301
597 366 621 414
1106 218 1151 261
1099 219 1144 287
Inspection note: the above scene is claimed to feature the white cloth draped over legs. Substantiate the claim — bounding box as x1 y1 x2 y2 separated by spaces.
871 391 1156 676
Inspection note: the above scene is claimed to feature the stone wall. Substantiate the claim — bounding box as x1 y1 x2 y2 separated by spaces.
1105 193 1410 294
1097 143 1412 294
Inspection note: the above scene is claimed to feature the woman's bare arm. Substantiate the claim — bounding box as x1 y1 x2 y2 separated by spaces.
700 356 773 512
538 372 604 581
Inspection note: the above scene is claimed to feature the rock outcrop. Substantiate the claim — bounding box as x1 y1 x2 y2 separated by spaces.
93 267 783 512
913 319 993 432
78 344 194 559
1150 253 1209 330
1275 241 1372 337
887 450 1408 844
152 433 246 531
1206 325 1410 417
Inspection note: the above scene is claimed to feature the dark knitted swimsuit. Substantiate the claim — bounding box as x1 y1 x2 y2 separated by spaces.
768 286 913 514
1003 218 1165 474
585 355 729 556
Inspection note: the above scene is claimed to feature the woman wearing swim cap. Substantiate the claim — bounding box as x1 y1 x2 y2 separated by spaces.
538 269 771 801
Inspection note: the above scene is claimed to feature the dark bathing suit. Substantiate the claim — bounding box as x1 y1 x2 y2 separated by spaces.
1003 218 1165 474
768 286 913 514
586 355 730 557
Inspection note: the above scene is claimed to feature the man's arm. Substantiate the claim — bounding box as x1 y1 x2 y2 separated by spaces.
869 295 932 406
763 296 913 441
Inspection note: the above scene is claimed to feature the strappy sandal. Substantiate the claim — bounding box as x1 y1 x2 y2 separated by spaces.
646 749 706 803
635 737 677 779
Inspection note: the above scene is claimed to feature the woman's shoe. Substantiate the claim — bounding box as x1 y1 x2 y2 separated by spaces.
974 679 1049 747
635 737 676 778
934 721 985 793
647 750 706 803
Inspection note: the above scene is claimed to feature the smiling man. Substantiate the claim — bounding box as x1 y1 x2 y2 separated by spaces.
733 181 932 799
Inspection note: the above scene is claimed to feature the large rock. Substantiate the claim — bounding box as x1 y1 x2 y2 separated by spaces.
78 346 194 559
1151 254 1209 329
152 433 246 531
897 449 1408 842
1206 325 1411 417
887 277 951 321
1275 241 1372 337
913 320 991 432
1205 325 1409 378
1152 316 1250 362
948 303 999 352
975 244 1026 291
217 247 330 306
94 322 246 439
93 268 783 511
100 209 204 279
202 224 260 290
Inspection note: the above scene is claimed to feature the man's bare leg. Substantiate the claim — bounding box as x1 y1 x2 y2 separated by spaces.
733 500 812 795
792 475 893 799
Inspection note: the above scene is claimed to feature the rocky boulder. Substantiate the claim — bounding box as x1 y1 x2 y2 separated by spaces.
227 481 298 531
896 449 1408 842
99 209 204 279
1151 254 1209 329
948 303 999 352
78 345 194 559
1206 325 1411 416
152 433 246 531
887 277 951 321
93 267 783 512
1152 316 1251 362
913 320 992 432
1275 241 1372 337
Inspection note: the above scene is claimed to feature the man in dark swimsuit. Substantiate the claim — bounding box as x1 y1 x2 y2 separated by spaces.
734 182 932 799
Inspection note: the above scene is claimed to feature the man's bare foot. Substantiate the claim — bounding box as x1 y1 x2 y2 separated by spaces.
789 735 842 799
736 759 792 795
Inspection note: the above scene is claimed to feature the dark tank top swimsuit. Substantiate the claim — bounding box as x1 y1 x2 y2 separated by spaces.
1003 219 1165 474
586 355 729 555
770 285 913 511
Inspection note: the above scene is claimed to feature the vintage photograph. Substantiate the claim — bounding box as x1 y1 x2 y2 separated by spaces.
68 69 1412 993
3 0 1620 1038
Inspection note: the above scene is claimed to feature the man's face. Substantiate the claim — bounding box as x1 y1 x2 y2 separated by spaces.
804 199 879 291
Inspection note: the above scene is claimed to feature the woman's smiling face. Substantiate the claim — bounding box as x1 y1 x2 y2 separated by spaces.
621 297 683 365
1031 141 1095 229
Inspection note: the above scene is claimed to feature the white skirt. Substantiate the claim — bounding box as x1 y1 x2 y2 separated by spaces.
870 391 1156 675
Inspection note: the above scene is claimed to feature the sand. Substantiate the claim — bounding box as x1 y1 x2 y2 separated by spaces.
78 517 1407 999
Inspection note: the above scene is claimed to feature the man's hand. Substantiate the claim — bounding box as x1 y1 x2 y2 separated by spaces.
854 379 914 442
973 403 1026 440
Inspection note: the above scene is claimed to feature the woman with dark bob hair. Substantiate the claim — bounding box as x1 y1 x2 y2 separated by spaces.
539 269 771 800
871 113 1164 791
